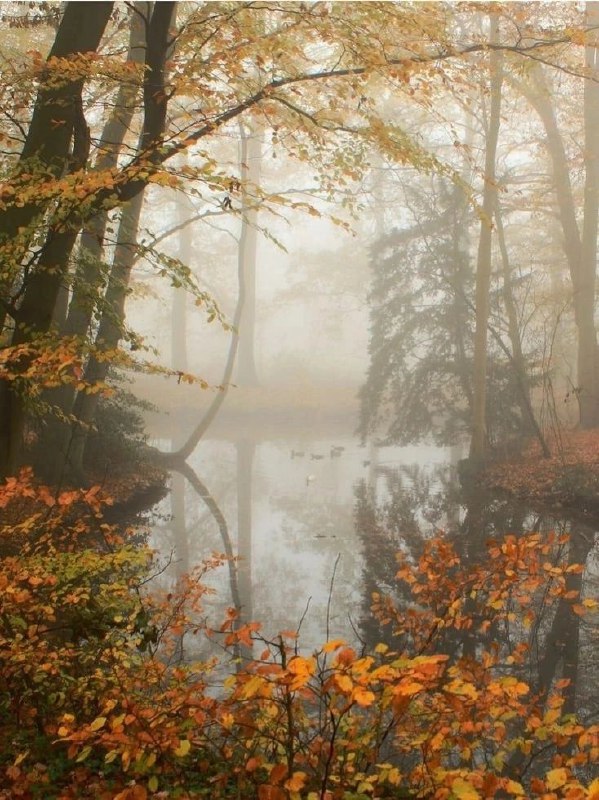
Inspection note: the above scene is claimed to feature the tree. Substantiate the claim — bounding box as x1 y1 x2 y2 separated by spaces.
512 2 599 429
236 122 263 387
469 12 503 461
359 174 476 446
0 2 588 479
0 2 114 474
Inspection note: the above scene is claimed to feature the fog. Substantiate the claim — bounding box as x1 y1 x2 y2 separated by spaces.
4 5 599 793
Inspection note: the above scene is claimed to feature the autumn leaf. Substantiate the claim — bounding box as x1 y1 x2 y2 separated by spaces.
174 739 191 757
333 674 353 693
269 764 288 785
352 686 376 707
546 768 568 790
334 647 357 667
284 771 307 792
322 638 346 653
588 778 599 800
395 679 425 697
258 785 286 800
451 777 480 799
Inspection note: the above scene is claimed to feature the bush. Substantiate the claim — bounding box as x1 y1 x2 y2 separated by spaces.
84 373 156 471
1 472 598 799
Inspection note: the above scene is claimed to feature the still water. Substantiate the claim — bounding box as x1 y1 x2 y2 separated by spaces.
148 435 455 649
147 424 598 720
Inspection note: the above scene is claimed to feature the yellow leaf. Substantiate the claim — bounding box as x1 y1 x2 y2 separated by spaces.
588 777 599 800
76 745 92 763
322 638 346 653
334 674 353 693
544 708 560 725
451 777 480 799
445 679 479 700
174 739 191 757
387 767 401 785
546 768 568 790
90 716 107 731
148 775 158 792
240 675 266 699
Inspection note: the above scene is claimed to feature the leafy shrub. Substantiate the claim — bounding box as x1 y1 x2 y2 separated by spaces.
1 472 598 799
84 373 157 470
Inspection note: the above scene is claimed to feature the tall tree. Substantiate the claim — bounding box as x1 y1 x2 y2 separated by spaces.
0 2 587 478
62 2 175 480
469 13 503 461
236 123 263 387
0 2 114 475
512 3 599 428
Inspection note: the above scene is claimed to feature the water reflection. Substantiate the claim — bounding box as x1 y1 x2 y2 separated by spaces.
148 432 597 727
355 459 598 727
150 437 450 653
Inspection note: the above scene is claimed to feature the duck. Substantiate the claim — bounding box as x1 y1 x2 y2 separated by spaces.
291 449 305 459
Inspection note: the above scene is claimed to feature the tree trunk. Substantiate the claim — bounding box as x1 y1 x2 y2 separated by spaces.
63 2 175 479
35 3 149 481
236 123 263 387
578 1 599 427
514 38 599 428
469 14 502 461
0 2 113 477
161 123 258 464
171 196 191 373
236 438 255 663
64 2 148 342
68 189 146 478
495 198 550 456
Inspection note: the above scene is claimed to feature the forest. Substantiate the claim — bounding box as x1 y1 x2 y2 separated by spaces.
0 2 598 798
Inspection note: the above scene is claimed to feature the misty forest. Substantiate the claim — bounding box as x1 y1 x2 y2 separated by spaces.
1 2 599 798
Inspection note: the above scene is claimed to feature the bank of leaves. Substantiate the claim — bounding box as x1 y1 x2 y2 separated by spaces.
0 472 597 799
481 429 599 512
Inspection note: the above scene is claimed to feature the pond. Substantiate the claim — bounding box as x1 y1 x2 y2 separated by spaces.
147 412 598 724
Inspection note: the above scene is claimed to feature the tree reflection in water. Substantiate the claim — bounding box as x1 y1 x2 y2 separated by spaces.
355 462 598 755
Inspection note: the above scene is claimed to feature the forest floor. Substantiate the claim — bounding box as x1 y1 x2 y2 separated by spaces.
480 428 599 516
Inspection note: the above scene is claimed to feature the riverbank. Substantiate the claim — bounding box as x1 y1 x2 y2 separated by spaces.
480 428 599 517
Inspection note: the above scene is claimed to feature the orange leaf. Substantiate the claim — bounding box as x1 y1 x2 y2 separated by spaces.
284 771 307 792
395 680 425 697
322 638 346 653
352 686 375 707
258 785 286 800
333 674 353 694
269 764 288 784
